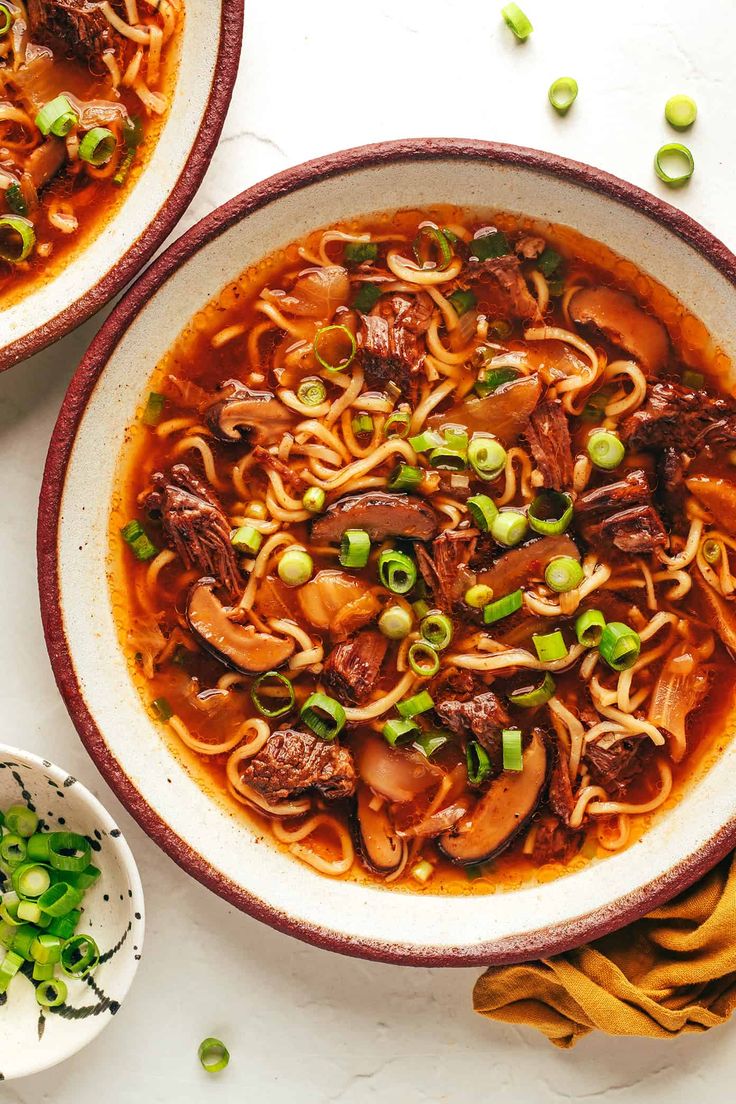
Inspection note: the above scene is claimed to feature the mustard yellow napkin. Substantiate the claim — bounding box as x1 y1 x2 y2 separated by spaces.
474 854 736 1048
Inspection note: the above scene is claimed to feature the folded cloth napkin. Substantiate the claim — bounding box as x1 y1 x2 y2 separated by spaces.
473 853 736 1048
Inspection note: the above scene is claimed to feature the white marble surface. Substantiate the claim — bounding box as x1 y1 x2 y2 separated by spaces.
2 0 736 1098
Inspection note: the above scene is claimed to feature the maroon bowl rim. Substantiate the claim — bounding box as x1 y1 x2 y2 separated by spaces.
0 0 245 374
38 137 736 967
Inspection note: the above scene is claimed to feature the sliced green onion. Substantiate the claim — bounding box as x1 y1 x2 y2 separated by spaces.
231 525 263 555
387 463 423 491
682 369 704 389
79 126 116 166
61 866 100 892
483 589 523 624
383 410 411 438
413 731 449 758
120 519 158 561
36 978 67 1008
344 240 378 264
429 446 467 471
703 538 721 565
60 933 99 978
16 901 43 925
408 429 443 452
378 604 413 640
654 143 694 187
448 289 477 316
297 377 326 406
352 413 374 438
382 717 419 747
11 925 38 959
397 690 435 719
442 426 468 453
251 671 295 718
35 94 77 138
340 529 371 569
544 555 583 593
528 491 574 536
30 933 62 965
599 622 641 671
0 835 26 866
532 630 567 663
469 230 510 260
420 613 453 650
502 728 523 771
4 804 38 838
408 640 440 677
151 697 172 722
46 911 80 940
0 4 13 35
302 486 326 513
587 430 625 470
314 324 356 372
199 1037 230 1074
300 692 346 741
141 391 165 426
12 863 51 899
413 224 452 270
37 882 83 918
665 94 697 130
278 547 313 587
488 318 513 340
47 833 91 873
412 598 431 619
464 583 494 608
548 77 578 115
352 282 382 313
576 608 606 647
501 2 533 40
0 215 35 263
32 960 54 981
0 950 23 994
6 183 28 216
475 365 520 396
468 437 507 481
466 741 491 784
536 247 563 277
509 672 556 707
491 509 528 547
378 549 417 594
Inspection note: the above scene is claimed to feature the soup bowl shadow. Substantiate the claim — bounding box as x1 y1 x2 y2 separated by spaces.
38 138 736 966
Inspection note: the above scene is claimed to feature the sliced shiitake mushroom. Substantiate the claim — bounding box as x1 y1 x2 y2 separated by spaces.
438 730 548 865
186 578 295 674
311 491 439 544
206 383 294 444
568 286 669 373
353 785 406 876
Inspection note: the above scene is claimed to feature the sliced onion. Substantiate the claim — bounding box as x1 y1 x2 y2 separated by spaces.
264 265 350 318
357 737 442 803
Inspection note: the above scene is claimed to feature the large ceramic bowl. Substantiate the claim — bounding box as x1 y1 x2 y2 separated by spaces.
37 139 736 966
0 744 144 1080
0 0 244 373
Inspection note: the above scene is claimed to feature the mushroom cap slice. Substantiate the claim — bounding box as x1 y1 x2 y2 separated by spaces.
353 786 406 876
311 491 439 544
206 384 294 444
186 578 295 674
438 730 548 865
568 286 669 373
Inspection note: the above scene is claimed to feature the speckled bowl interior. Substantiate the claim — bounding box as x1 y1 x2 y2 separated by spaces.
0 744 144 1080
39 141 736 966
0 0 243 372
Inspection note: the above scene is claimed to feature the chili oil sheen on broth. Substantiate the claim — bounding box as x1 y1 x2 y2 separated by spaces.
109 207 736 895
0 0 183 302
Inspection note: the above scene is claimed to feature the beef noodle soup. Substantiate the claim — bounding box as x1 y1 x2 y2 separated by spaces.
0 0 182 300
110 208 736 894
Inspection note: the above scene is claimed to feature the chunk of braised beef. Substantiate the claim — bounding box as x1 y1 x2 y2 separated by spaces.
415 528 478 607
525 400 574 490
514 235 546 261
322 630 388 705
427 665 479 705
27 0 125 64
357 292 433 398
575 469 652 518
435 691 510 768
548 749 575 825
452 255 543 324
621 381 736 453
656 446 687 529
593 504 669 553
576 469 668 554
145 464 241 599
532 817 584 865
583 737 650 798
241 729 356 804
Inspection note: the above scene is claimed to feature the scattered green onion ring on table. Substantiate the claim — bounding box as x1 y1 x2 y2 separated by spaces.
501 2 533 40
665 94 697 130
199 1037 230 1073
548 77 578 114
654 143 694 187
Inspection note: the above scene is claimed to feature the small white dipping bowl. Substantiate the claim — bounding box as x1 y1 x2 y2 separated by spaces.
0 744 144 1081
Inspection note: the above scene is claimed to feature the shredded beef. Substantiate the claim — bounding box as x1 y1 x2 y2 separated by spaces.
575 469 652 518
548 750 575 825
525 400 574 490
621 381 736 454
576 469 668 553
416 528 478 607
322 630 387 705
27 0 125 63
357 293 433 397
427 666 478 705
436 691 510 767
515 235 546 261
252 445 306 493
453 254 543 324
593 504 669 553
145 464 241 599
657 446 687 528
584 737 650 798
241 729 356 804
532 817 584 865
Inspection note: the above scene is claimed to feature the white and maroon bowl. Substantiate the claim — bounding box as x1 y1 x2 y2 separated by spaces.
0 0 243 373
38 140 736 966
